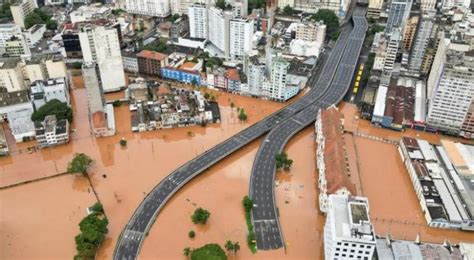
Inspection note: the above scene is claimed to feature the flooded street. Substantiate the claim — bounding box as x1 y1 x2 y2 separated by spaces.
1 77 473 260
0 174 96 259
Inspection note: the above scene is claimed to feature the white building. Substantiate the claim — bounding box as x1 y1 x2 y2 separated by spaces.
7 108 35 142
229 18 254 59
172 0 210 15
421 0 436 11
79 25 126 92
208 7 233 57
0 24 22 53
126 0 171 18
290 39 323 57
10 0 36 29
35 115 69 149
382 29 401 76
30 78 69 110
188 3 208 39
324 194 377 260
278 0 295 8
246 56 265 96
4 35 31 58
385 0 413 36
22 24 46 48
294 0 351 18
262 56 299 101
426 47 474 135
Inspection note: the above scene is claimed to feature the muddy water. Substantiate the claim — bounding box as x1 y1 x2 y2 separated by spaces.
353 136 474 244
137 127 324 260
0 174 96 259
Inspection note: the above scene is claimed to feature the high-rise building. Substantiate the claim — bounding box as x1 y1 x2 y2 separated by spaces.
79 25 126 92
188 3 208 39
10 0 37 29
324 194 377 260
385 0 412 36
420 0 436 10
262 56 299 101
402 16 419 52
427 47 474 135
0 58 26 92
172 0 211 15
408 12 435 74
246 56 265 96
208 7 233 57
125 0 171 18
382 29 402 76
229 18 254 59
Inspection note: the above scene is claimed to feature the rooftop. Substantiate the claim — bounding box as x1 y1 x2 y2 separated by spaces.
137 50 168 61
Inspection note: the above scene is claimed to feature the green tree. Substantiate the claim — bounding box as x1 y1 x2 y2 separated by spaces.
24 12 44 29
184 247 193 257
31 99 73 123
168 13 181 22
72 62 83 69
188 230 196 238
242 196 253 212
191 78 198 86
203 92 210 100
275 152 293 171
225 240 234 253
311 9 340 41
216 0 226 10
191 208 211 224
67 153 93 175
248 0 266 13
46 19 58 30
75 213 108 259
232 242 240 254
90 202 104 214
282 5 294 15
238 109 248 122
0 2 12 19
190 244 227 260
119 138 127 147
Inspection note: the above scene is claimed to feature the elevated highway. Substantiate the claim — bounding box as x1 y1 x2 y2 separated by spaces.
249 7 368 250
114 7 367 260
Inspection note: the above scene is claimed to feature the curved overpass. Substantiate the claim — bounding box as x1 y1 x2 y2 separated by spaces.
113 8 367 260
249 7 368 250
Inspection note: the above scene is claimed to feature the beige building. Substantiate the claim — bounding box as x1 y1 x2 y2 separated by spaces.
0 59 26 92
10 0 36 29
295 21 326 43
403 16 419 52
368 0 383 18
4 35 31 57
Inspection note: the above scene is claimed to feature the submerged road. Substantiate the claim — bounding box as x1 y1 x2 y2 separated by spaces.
114 7 367 260
249 7 368 250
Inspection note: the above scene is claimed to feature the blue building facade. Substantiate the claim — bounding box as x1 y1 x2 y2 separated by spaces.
161 68 201 85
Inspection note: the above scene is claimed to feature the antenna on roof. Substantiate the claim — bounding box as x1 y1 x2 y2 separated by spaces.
415 234 420 245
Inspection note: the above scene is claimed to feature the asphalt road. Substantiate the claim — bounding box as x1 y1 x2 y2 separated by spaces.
249 7 368 251
114 7 367 260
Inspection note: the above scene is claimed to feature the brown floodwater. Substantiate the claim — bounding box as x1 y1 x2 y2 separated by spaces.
0 174 96 259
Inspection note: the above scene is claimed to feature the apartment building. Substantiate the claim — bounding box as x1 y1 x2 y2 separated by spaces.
4 35 31 57
208 7 233 57
126 0 170 18
385 0 412 35
324 194 377 260
188 3 208 39
79 25 126 92
368 0 383 18
10 0 36 28
262 56 299 101
426 47 474 136
0 58 26 92
35 115 69 149
402 16 419 52
421 0 436 10
246 56 266 97
229 18 254 59
295 21 326 43
137 50 168 76
382 29 401 76
294 0 350 18
408 12 435 75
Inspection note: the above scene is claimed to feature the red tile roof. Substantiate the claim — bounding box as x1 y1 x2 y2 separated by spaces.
226 68 240 81
137 50 168 61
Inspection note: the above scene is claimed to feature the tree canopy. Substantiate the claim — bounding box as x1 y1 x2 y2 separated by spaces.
24 8 53 29
275 152 293 171
31 99 73 123
238 108 248 121
248 0 266 13
75 213 108 260
311 9 340 41
0 3 12 19
282 5 295 15
192 208 211 224
68 153 93 175
143 40 167 53
191 244 227 260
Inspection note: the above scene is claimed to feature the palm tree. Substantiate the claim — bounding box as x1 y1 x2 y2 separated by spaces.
183 247 192 257
233 242 240 255
224 240 234 253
